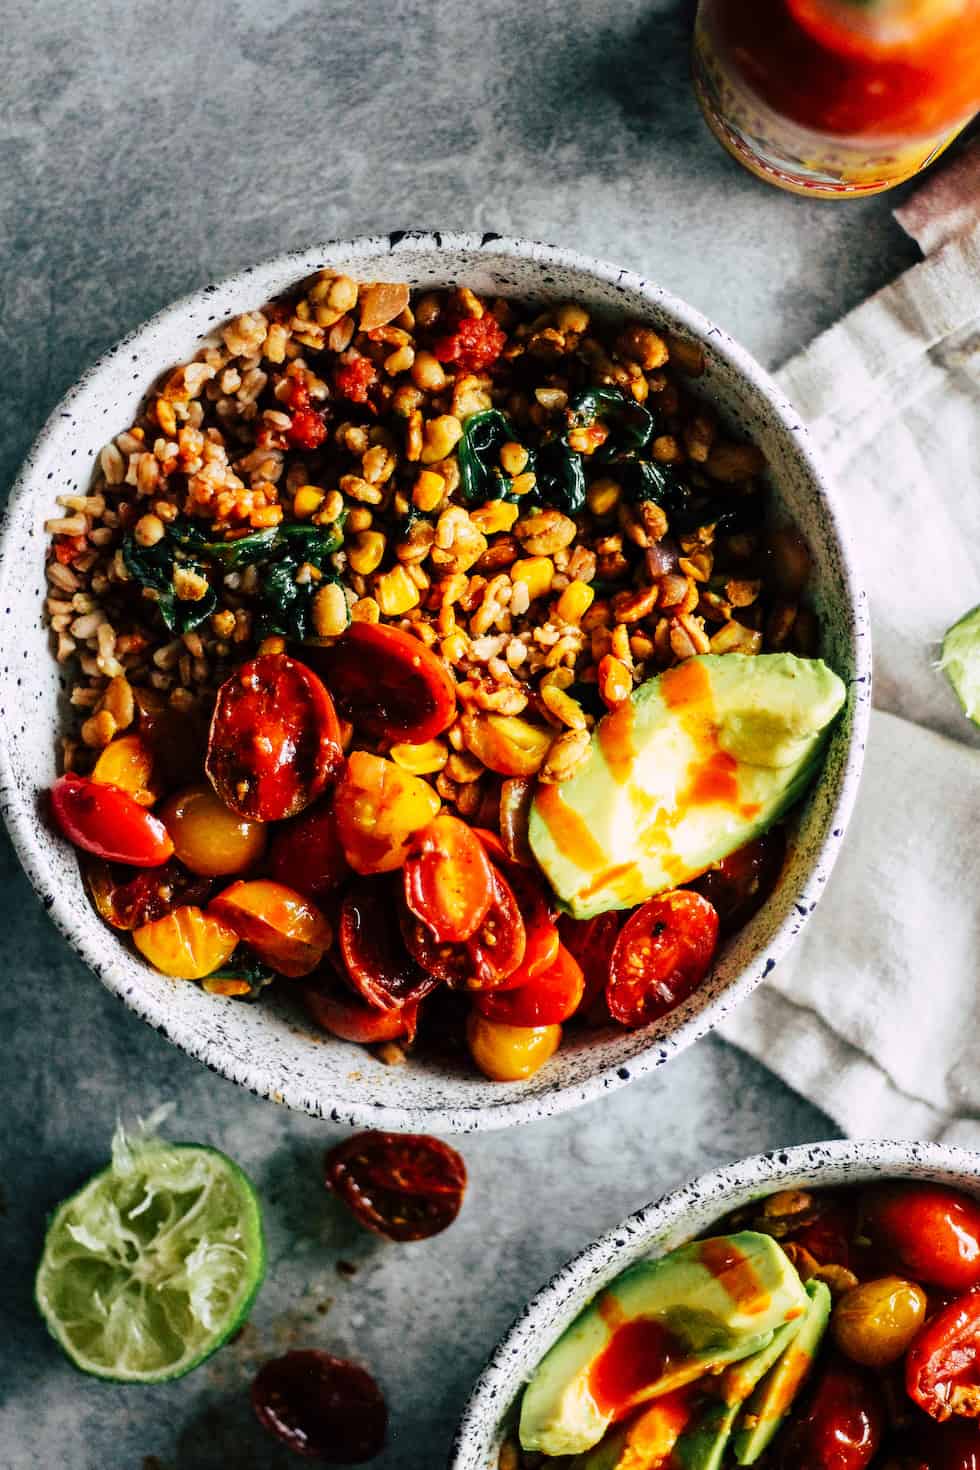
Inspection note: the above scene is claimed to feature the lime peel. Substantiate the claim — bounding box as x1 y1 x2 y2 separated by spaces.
35 1110 265 1383
939 603 980 727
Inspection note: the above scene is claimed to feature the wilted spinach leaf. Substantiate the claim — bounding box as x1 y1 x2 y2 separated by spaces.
535 435 586 514
458 410 535 503
209 946 278 999
122 533 217 634
569 386 654 453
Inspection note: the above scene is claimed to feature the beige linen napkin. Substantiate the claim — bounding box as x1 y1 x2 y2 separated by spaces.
719 151 980 1144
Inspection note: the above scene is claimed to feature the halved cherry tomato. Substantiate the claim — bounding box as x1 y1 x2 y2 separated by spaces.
302 972 420 1044
403 815 494 943
470 828 509 865
907 1291 980 1423
313 622 456 744
606 890 719 1028
688 827 787 936
905 1416 980 1469
268 798 350 900
252 1350 387 1463
860 1185 980 1292
472 830 558 987
466 1013 562 1081
774 1356 883 1470
91 733 159 804
324 1131 467 1241
50 774 174 867
333 751 441 875
475 943 584 1027
339 878 440 1010
133 905 238 979
160 784 267 877
401 865 526 990
206 654 343 822
499 776 535 865
559 910 622 1019
210 879 332 978
85 858 211 931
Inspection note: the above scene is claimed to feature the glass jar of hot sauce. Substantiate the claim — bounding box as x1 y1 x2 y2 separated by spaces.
692 0 980 197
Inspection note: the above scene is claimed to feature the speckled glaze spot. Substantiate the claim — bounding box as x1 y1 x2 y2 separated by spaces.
0 233 871 1133
449 1141 980 1468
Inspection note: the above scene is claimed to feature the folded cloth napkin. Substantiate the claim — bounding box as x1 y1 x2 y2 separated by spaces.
719 146 980 1146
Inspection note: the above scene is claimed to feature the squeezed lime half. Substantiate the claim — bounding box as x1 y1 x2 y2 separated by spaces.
35 1114 265 1382
940 603 980 727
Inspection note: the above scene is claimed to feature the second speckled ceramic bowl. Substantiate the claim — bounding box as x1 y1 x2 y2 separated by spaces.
0 233 870 1131
449 1140 980 1468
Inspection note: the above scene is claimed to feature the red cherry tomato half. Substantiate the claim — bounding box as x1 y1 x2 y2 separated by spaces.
403 815 494 943
339 878 441 1010
558 910 622 1018
475 942 585 1027
470 828 509 866
84 858 212 931
324 1131 467 1241
268 798 351 900
905 1416 980 1470
205 654 343 822
301 973 419 1045
774 1357 883 1470
251 1349 387 1463
400 864 526 989
312 622 457 744
860 1185 980 1292
607 890 719 1028
210 879 332 978
688 826 786 936
50 774 174 867
907 1290 980 1423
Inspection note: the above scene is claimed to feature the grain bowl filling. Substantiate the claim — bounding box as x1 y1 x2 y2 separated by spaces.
43 273 844 1083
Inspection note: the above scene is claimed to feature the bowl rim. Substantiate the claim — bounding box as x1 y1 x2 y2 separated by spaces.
449 1137 980 1466
0 231 871 1131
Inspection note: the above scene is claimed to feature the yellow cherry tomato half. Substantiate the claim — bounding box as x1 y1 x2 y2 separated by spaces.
160 784 267 877
333 751 441 875
466 1013 562 1082
133 905 238 979
209 879 332 978
91 733 159 804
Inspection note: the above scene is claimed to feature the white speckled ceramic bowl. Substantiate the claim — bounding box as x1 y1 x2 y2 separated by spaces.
450 1139 980 1468
0 233 870 1131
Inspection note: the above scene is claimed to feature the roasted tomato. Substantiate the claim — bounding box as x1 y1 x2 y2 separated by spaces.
401 865 526 989
252 1350 386 1463
499 776 535 865
404 815 494 943
324 1131 467 1241
832 1276 928 1367
472 832 558 987
688 826 786 935
302 972 419 1044
773 1356 884 1470
85 858 211 931
333 751 440 875
133 684 207 791
160 785 267 877
313 622 456 744
205 654 343 822
474 943 584 1027
433 314 506 373
907 1290 980 1422
210 879 332 978
606 890 719 1028
50 774 174 867
859 1185 980 1292
91 733 159 804
133 905 238 980
339 878 440 1010
903 1416 980 1469
558 910 621 1020
268 798 350 900
466 1013 562 1082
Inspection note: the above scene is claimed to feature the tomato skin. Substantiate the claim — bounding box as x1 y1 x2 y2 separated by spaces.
433 314 506 373
301 974 419 1044
206 654 343 822
160 784 267 877
403 815 494 943
85 858 212 931
339 878 440 1010
401 865 526 989
466 1013 562 1081
251 1349 387 1463
907 1290 980 1423
773 1357 884 1470
860 1185 980 1292
475 943 584 1026
133 905 239 980
91 733 159 804
333 751 441 875
559 910 622 1019
324 1132 467 1241
313 622 457 744
472 831 558 988
904 1416 980 1469
268 799 350 900
50 774 174 867
210 879 332 978
688 827 786 936
607 890 720 1028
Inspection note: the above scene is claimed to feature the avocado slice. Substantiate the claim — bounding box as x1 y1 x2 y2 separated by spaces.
568 1390 699 1470
940 603 980 727
733 1278 831 1465
528 653 846 919
518 1232 808 1458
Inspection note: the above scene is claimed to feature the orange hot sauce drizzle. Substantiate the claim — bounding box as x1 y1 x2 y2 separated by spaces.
587 1312 679 1419
698 1238 772 1316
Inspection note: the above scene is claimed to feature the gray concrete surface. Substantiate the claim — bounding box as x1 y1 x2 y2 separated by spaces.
0 0 933 1464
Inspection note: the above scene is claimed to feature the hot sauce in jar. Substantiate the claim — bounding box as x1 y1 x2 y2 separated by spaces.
693 0 980 196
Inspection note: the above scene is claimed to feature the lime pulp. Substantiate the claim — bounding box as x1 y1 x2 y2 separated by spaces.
940 603 980 727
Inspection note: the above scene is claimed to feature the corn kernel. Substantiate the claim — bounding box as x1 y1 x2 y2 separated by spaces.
541 684 587 730
312 582 350 638
511 556 554 602
587 478 622 516
598 654 633 709
540 667 575 692
293 485 325 518
413 469 446 513
471 500 519 536
440 631 469 664
257 635 287 656
348 531 386 575
510 472 537 497
346 506 374 533
376 565 420 616
390 739 449 775
556 580 594 624
499 441 529 476
351 596 380 624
